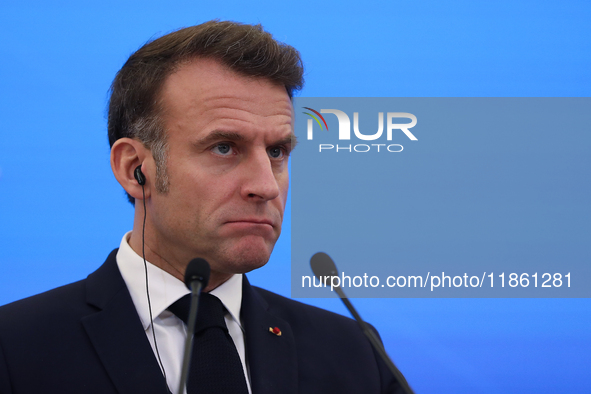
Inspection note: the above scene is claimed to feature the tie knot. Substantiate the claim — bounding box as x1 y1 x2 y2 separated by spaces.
168 293 227 334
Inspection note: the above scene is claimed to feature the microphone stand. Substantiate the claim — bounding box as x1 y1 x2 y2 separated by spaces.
334 286 414 394
311 252 414 394
178 280 204 394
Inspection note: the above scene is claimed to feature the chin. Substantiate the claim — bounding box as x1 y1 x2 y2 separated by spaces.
217 238 274 274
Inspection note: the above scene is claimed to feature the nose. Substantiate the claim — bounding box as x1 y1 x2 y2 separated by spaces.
240 149 280 201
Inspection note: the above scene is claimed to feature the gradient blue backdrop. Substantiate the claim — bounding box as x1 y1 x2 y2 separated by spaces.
1 1 590 392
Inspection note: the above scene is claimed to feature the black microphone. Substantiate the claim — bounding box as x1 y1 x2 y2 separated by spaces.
178 258 210 394
184 258 211 292
310 252 415 394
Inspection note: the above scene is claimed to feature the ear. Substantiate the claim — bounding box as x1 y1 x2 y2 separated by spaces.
111 138 152 201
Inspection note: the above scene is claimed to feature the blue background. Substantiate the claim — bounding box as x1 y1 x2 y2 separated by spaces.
1 1 590 392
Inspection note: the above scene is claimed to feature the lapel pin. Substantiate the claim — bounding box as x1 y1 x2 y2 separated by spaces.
269 326 282 336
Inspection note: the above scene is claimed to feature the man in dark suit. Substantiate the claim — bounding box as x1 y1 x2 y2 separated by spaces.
0 21 407 393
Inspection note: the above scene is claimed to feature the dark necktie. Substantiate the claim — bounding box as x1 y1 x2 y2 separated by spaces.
168 293 249 394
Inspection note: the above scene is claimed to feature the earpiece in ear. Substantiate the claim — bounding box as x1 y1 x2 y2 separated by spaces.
134 165 146 186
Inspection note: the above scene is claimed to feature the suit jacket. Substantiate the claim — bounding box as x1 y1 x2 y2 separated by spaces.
0 250 406 393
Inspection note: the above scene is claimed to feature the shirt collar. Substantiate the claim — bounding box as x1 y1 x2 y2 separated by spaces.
209 273 243 326
116 231 244 330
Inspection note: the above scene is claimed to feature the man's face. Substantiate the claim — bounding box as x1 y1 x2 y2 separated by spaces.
147 58 294 277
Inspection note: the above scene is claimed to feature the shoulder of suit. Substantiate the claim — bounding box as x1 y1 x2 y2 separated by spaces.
0 249 120 325
251 285 360 327
0 279 89 329
0 280 85 314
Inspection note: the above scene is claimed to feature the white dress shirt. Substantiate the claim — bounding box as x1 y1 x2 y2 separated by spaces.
116 232 252 394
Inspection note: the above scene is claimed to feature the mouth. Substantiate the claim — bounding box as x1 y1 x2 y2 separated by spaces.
226 218 275 227
222 220 277 238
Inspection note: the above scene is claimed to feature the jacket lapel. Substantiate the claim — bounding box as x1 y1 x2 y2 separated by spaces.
241 277 298 394
82 250 169 394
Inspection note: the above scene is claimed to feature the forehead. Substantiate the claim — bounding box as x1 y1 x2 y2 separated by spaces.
158 58 294 138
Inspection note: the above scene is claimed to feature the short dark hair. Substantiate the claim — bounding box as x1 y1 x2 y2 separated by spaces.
107 20 304 204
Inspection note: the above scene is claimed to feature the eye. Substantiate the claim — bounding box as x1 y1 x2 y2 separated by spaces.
211 143 233 156
268 146 285 159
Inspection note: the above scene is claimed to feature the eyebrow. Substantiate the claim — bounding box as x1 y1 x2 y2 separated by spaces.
279 134 299 150
195 130 299 149
195 131 244 146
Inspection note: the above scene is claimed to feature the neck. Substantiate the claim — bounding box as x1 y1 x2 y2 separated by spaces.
127 229 233 292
